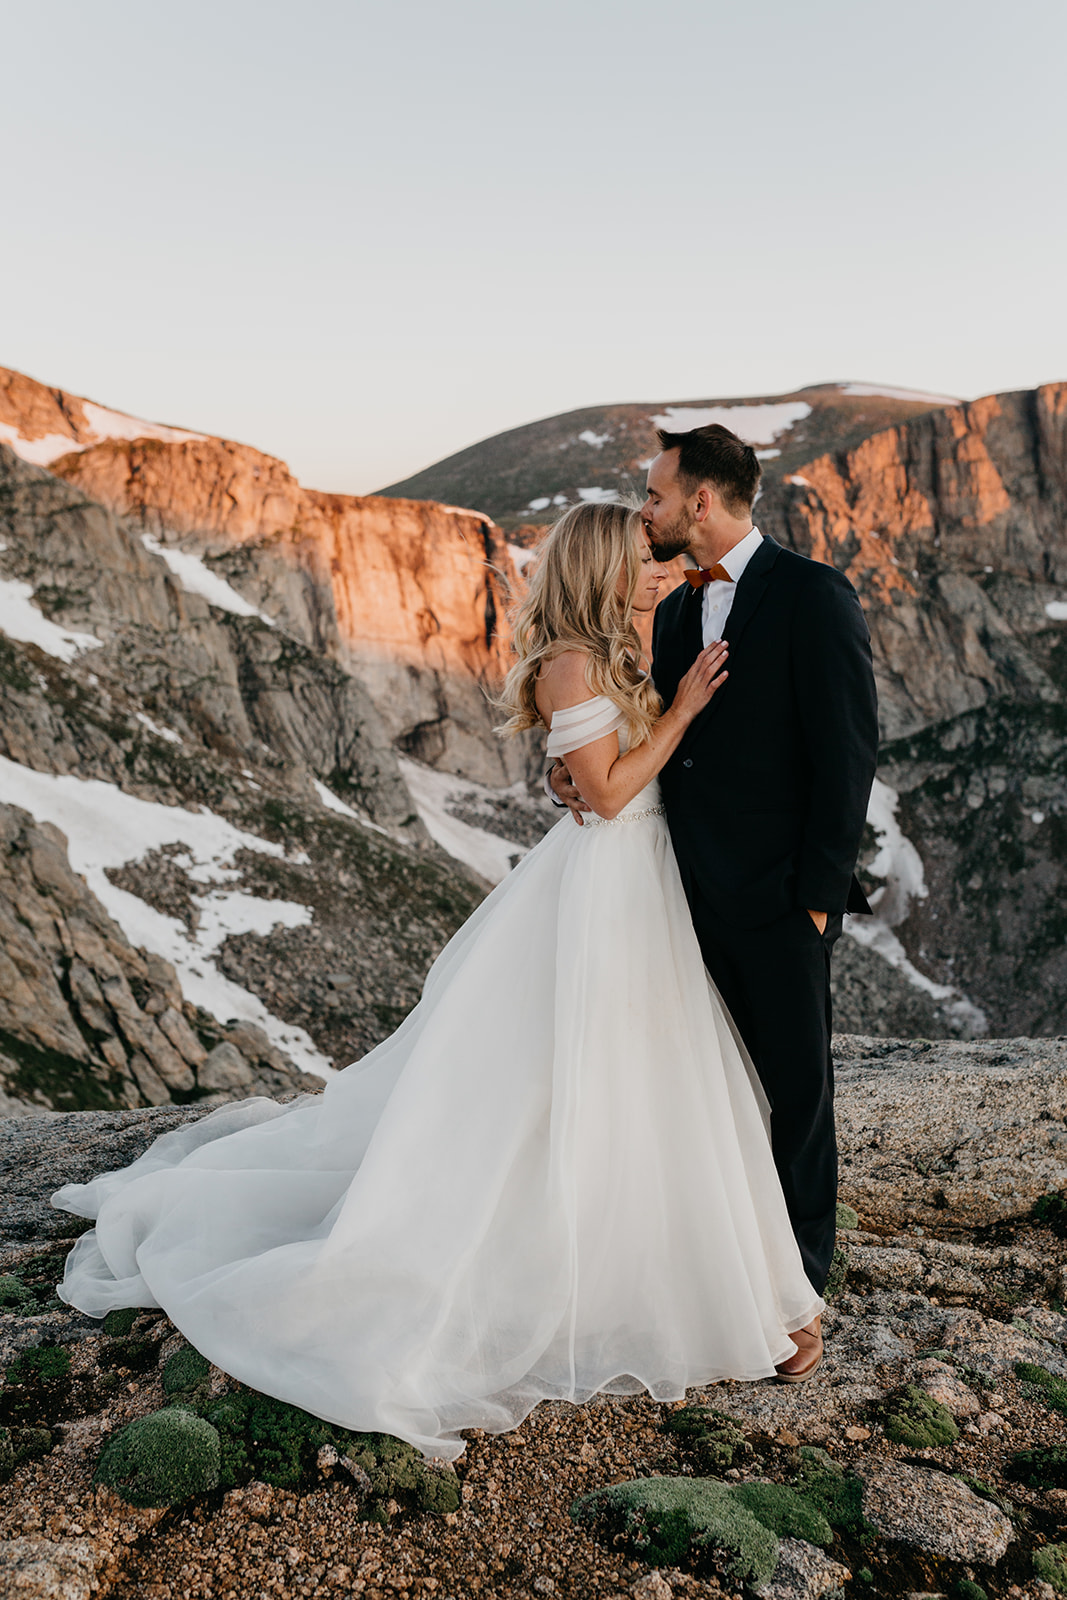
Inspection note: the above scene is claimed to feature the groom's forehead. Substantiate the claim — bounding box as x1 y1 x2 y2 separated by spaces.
646 450 679 489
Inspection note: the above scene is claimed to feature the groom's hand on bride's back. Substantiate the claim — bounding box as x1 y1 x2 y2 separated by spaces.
548 760 591 825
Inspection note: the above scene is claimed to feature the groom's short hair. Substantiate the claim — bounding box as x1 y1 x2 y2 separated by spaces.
654 423 761 515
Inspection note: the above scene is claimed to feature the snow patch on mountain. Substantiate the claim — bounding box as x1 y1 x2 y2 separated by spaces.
0 404 204 467
0 577 102 662
142 534 274 625
649 402 812 446
838 383 960 406
398 759 528 885
0 757 331 1078
846 778 987 1036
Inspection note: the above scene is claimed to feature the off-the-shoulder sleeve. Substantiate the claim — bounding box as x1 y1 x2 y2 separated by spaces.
545 695 626 758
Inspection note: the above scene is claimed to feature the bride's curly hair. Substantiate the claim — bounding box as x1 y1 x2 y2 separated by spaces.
496 499 663 747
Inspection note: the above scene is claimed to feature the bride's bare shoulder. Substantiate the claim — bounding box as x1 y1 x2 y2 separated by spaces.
534 651 595 719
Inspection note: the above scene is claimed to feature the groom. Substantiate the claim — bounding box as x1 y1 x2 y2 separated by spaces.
552 422 878 1380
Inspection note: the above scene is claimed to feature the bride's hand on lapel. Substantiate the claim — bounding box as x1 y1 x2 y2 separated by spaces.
672 641 729 723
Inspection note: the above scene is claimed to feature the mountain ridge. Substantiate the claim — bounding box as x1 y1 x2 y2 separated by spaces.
376 381 963 530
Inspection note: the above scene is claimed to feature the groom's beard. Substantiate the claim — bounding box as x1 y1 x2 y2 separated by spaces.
645 507 695 564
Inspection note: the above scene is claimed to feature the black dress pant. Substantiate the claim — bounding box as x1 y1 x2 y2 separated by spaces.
687 898 841 1297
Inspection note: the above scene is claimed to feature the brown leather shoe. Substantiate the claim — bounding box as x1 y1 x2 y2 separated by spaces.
775 1316 823 1384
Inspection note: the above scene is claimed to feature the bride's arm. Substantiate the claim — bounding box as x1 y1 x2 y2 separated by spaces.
535 645 728 821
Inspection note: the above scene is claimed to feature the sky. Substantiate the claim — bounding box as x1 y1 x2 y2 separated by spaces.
2 0 1065 494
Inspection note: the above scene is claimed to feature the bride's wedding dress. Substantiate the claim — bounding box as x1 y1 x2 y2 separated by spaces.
53 697 822 1461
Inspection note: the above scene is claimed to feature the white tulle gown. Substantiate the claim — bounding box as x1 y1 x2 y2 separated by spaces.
53 696 822 1461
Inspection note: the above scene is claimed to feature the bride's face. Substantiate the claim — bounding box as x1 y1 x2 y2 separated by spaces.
621 535 669 613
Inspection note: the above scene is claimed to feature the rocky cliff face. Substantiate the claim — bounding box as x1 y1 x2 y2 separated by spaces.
0 440 501 1109
756 385 1067 1038
1 365 530 787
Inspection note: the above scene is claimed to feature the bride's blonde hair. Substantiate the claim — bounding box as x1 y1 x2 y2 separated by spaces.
497 499 663 747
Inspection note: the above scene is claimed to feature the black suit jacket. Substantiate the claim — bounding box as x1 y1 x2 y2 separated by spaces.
651 535 879 929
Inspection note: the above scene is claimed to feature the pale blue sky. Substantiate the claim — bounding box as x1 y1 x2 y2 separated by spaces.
2 0 1064 493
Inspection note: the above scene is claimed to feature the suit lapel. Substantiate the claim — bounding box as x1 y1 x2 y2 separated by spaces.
652 580 702 698
682 534 782 746
722 534 779 650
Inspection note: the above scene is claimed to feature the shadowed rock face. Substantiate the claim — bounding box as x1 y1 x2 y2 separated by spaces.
755 386 1067 1037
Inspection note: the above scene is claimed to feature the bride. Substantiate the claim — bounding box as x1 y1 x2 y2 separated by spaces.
53 500 823 1462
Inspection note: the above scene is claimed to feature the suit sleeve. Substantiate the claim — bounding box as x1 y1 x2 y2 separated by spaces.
792 567 879 914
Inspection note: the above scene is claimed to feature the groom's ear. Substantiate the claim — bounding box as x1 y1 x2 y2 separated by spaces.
692 483 716 523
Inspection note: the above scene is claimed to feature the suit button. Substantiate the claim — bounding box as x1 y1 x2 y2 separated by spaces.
682 759 693 769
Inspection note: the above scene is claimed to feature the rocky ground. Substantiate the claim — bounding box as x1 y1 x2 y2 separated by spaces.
1 1036 1065 1600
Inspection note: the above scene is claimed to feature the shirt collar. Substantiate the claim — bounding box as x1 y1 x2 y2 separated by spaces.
718 527 763 583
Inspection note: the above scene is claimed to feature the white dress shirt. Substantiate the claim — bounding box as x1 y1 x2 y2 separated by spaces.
697 527 764 647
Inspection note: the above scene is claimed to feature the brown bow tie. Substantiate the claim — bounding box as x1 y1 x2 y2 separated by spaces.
683 563 732 587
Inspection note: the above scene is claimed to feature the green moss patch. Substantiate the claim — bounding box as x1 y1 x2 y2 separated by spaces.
1016 1361 1067 1418
1007 1447 1067 1489
571 1476 778 1587
199 1391 459 1515
102 1308 138 1337
883 1384 959 1447
162 1346 211 1397
663 1406 750 1471
94 1406 221 1508
730 1480 834 1546
0 1252 65 1317
1 1344 74 1427
5 1346 71 1385
0 1275 37 1314
835 1202 860 1230
1034 1543 1067 1594
6 1425 53 1466
794 1446 871 1537
824 1246 849 1300
99 1336 159 1373
951 1580 988 1600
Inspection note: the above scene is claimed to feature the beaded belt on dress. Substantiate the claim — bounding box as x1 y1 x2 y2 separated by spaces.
583 803 666 828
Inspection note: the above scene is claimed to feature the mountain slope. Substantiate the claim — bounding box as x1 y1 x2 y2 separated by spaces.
376 382 961 529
